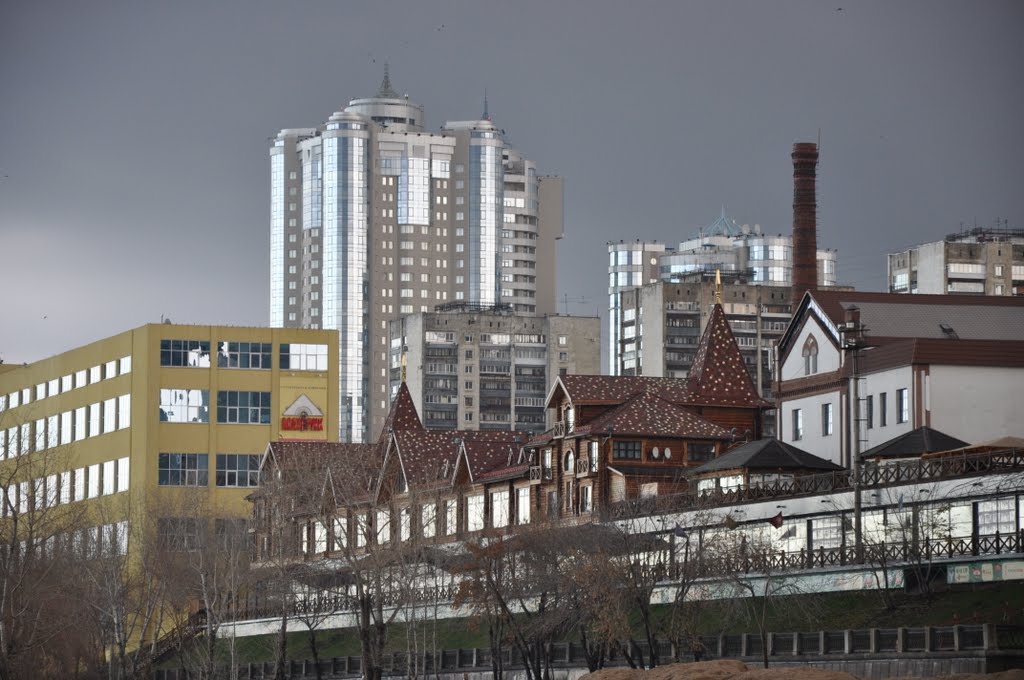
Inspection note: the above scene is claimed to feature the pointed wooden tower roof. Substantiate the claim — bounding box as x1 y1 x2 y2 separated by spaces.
687 302 771 409
383 381 425 434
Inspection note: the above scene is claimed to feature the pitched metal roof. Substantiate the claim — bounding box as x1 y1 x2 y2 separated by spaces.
860 426 970 460
688 438 843 475
795 290 1024 342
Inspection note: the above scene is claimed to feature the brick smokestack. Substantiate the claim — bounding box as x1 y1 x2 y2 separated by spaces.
791 142 819 305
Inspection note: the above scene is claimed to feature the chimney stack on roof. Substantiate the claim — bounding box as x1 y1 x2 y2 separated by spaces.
791 142 819 305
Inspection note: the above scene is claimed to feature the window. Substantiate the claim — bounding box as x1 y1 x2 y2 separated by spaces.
792 409 803 441
399 507 412 542
356 514 368 547
589 441 600 472
580 485 593 513
802 336 818 375
159 453 209 486
445 499 457 536
896 388 909 424
280 343 328 371
822 403 833 436
812 516 843 549
613 441 641 460
978 497 1015 536
160 389 209 423
564 450 575 473
160 340 211 367
421 504 436 538
217 342 271 369
467 494 485 532
879 392 888 427
516 487 530 525
866 395 874 429
333 517 348 550
158 518 199 552
542 448 552 479
491 490 509 529
688 442 715 463
217 391 271 424
215 454 260 487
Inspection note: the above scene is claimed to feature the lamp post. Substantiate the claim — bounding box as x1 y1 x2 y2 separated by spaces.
841 305 866 563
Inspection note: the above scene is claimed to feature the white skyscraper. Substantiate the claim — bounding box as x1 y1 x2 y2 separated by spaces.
270 69 562 442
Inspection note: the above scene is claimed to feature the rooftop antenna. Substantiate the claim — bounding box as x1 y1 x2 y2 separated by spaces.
483 89 490 121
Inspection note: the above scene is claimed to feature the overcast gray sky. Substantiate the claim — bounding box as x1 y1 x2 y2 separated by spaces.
1 1 1022 365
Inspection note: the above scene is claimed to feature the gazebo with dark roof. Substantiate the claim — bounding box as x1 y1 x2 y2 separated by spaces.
860 426 970 462
688 438 843 494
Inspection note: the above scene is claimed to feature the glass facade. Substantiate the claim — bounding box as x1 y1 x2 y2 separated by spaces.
323 127 369 442
468 133 503 307
270 152 285 327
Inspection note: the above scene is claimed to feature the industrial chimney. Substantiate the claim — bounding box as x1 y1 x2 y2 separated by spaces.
791 142 819 305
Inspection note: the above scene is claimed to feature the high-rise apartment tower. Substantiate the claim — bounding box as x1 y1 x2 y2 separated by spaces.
270 69 562 442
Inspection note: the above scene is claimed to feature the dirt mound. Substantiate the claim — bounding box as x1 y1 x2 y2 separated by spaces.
583 660 750 680
732 667 860 680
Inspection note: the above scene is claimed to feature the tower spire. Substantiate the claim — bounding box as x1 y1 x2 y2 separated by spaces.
377 62 398 98
483 89 490 121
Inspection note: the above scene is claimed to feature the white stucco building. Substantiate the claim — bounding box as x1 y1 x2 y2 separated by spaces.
774 290 1024 467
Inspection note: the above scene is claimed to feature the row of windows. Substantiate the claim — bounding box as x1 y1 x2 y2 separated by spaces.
0 356 131 413
158 390 271 425
0 394 131 460
32 521 129 561
0 457 129 517
157 453 260 488
790 388 909 441
159 340 328 372
298 487 536 556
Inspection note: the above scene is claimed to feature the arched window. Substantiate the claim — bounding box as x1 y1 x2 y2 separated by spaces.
564 450 575 474
802 335 819 376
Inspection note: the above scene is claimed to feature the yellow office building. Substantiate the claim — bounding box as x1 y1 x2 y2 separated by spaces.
0 324 339 554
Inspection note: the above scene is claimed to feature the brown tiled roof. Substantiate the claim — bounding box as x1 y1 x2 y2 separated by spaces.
554 375 694 406
392 430 462 490
264 440 375 471
381 381 426 434
581 391 733 440
462 430 530 482
687 303 772 409
263 440 381 503
392 428 530 489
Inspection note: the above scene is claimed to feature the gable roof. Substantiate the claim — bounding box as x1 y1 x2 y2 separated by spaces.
686 303 772 408
391 428 529 490
860 426 970 460
782 290 1024 351
547 374 694 408
577 390 733 440
689 438 843 475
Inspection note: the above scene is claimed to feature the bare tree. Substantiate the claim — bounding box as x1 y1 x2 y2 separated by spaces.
718 524 815 669
0 409 90 680
74 491 174 680
154 492 252 680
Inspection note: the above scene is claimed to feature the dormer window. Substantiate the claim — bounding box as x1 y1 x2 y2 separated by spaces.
802 335 818 376
565 406 575 433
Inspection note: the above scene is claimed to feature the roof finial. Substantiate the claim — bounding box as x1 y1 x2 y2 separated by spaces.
714 269 722 305
377 62 398 98
400 347 407 383
483 89 490 121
